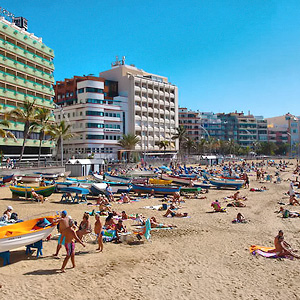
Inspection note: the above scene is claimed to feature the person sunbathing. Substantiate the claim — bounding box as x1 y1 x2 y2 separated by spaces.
163 207 188 218
171 192 182 205
232 213 246 223
227 200 246 207
289 195 300 206
121 211 128 220
104 213 117 229
77 213 92 239
31 188 44 203
150 216 176 228
211 200 226 212
278 207 300 218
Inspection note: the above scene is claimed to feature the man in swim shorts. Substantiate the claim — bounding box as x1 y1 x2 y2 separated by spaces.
59 218 85 273
53 210 69 257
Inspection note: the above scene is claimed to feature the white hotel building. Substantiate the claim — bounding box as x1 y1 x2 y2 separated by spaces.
54 59 179 160
100 58 179 155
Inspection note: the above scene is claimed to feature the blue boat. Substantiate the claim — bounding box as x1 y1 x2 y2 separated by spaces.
209 177 244 190
60 186 90 195
131 184 180 195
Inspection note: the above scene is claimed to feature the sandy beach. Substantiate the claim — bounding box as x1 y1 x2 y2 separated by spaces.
0 160 299 300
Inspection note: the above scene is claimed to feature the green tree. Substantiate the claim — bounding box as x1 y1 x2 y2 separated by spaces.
48 120 74 164
184 138 196 155
158 140 170 156
8 100 37 161
172 125 187 159
117 134 140 161
35 108 52 166
0 119 16 140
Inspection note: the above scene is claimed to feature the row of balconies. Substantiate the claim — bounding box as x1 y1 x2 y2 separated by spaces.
1 22 54 57
0 70 54 96
0 54 54 83
0 38 54 71
0 87 53 108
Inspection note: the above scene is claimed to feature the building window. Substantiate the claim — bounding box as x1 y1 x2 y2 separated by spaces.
86 111 104 116
86 134 104 140
86 123 104 128
86 87 103 93
78 88 84 94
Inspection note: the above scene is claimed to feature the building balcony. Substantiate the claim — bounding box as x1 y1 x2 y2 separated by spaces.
135 86 141 92
135 125 141 130
135 115 141 120
135 105 141 111
134 95 141 101
159 100 164 106
170 93 175 98
148 89 153 94
142 97 147 102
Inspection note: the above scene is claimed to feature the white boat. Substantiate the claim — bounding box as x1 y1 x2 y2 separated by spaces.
0 216 57 252
161 174 191 185
104 173 131 184
128 170 155 177
15 175 41 183
92 173 104 182
90 183 107 196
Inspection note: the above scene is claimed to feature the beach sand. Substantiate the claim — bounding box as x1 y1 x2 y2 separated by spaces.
0 161 299 300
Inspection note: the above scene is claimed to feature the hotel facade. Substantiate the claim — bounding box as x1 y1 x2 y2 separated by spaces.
54 58 179 160
0 14 55 158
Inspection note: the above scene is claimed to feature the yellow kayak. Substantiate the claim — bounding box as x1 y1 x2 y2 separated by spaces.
149 178 172 185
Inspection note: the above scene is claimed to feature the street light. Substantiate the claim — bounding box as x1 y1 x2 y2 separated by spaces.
199 125 211 154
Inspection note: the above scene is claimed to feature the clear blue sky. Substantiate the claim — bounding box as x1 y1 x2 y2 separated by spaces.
4 0 300 117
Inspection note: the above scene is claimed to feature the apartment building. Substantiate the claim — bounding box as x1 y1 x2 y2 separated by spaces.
100 57 178 155
0 13 55 158
178 108 223 141
53 75 123 159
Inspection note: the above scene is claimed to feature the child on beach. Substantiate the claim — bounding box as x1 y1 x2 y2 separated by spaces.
94 214 103 252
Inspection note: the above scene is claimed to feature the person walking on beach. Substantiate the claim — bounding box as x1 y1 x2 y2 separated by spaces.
53 210 69 257
94 214 103 251
59 218 85 272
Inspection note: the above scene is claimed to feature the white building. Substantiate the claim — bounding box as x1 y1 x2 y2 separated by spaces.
100 58 179 155
54 76 123 160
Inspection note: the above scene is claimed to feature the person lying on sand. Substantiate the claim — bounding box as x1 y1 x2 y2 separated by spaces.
211 200 226 212
150 216 177 228
250 186 267 192
227 200 246 207
277 207 300 218
163 207 188 218
268 230 300 258
59 218 85 272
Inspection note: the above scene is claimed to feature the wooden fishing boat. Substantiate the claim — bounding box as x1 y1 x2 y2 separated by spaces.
10 185 56 198
0 174 14 184
180 187 202 194
127 170 155 177
0 215 57 252
34 172 59 180
15 175 41 183
161 174 192 185
149 178 172 185
92 173 104 182
104 173 131 184
60 186 90 195
209 177 244 190
191 181 212 189
131 184 180 195
90 183 107 196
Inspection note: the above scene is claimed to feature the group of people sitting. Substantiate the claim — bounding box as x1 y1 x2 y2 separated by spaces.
0 205 18 222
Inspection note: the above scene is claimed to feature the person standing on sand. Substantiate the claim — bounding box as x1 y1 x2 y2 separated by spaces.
94 214 103 251
59 218 85 272
53 210 69 257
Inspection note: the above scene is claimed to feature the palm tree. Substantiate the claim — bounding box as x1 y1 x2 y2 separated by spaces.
158 140 170 156
35 108 52 166
8 100 37 161
117 134 140 161
172 125 187 160
184 138 196 156
0 119 16 140
48 120 74 164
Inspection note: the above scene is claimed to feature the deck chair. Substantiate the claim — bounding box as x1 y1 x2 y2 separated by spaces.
133 218 151 241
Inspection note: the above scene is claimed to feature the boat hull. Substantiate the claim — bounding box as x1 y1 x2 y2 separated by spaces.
149 178 172 185
90 183 107 196
161 174 191 185
131 184 180 195
104 173 131 184
10 185 56 198
209 178 244 190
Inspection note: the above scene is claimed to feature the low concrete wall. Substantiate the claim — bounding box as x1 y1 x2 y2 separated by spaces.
0 166 65 176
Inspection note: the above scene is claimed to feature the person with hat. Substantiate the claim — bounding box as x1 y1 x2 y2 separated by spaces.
31 188 44 203
0 206 13 222
53 210 70 257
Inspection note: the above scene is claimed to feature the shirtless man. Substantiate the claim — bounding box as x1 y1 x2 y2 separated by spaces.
59 218 85 272
53 210 69 257
94 214 103 252
163 207 188 218
268 230 300 258
31 188 44 203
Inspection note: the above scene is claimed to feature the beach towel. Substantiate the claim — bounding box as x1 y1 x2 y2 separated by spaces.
249 245 293 259
142 205 163 210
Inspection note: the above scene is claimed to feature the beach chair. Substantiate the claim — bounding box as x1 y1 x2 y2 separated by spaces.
133 218 151 241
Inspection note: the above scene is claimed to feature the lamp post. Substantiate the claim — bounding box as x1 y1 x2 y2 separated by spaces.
199 125 211 154
53 103 65 167
287 132 292 158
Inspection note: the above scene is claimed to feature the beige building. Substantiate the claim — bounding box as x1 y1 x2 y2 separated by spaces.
100 58 178 155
